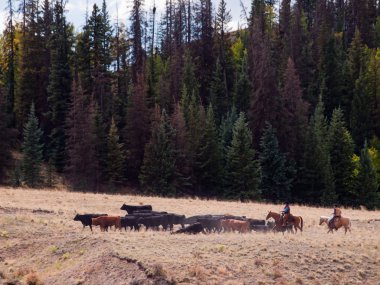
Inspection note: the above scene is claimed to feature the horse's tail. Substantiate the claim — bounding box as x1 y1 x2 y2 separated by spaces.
300 216 303 232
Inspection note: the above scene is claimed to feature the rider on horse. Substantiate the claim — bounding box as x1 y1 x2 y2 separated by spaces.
328 204 342 229
281 202 291 226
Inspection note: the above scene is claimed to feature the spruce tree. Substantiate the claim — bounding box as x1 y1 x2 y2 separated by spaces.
259 122 293 203
328 107 356 205
277 58 309 161
125 74 150 182
300 98 336 205
355 142 379 209
219 106 238 160
224 112 261 201
47 0 72 172
21 103 44 188
0 92 14 183
365 49 380 139
171 103 192 193
194 105 223 197
186 94 206 193
319 34 346 119
210 59 228 123
93 107 108 185
233 56 251 114
65 79 97 190
350 70 373 148
107 118 126 187
140 108 176 196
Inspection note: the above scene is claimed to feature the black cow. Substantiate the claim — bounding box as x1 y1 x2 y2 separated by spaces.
73 214 108 232
197 217 222 233
184 215 212 225
133 210 168 215
251 225 272 232
120 204 153 214
248 219 266 228
173 223 204 234
138 216 168 231
224 215 247 221
121 216 140 231
172 214 185 229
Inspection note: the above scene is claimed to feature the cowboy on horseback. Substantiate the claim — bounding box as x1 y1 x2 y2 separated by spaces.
328 204 342 230
281 202 290 226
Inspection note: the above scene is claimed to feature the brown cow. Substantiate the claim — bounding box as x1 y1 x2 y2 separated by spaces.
221 219 250 233
92 216 121 232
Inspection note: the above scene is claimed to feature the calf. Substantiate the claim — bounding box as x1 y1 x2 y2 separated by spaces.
73 214 108 232
92 216 121 232
221 219 250 233
120 204 152 214
173 223 204 234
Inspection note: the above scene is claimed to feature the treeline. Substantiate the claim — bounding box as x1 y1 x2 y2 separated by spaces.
0 0 379 208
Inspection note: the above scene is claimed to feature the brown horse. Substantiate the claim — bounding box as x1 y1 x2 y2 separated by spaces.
266 211 293 234
266 211 303 233
319 216 351 234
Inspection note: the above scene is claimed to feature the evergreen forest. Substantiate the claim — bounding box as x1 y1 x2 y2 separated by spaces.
0 0 380 209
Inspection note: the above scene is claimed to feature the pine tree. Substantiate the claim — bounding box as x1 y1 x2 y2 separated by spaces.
224 112 261 201
130 0 145 82
215 0 232 99
350 70 373 148
0 92 14 183
193 0 214 103
194 105 223 197
171 103 192 193
319 34 346 119
15 0 51 130
345 29 369 124
76 28 93 99
140 108 176 196
210 59 228 123
355 142 379 209
186 94 206 193
328 107 356 205
233 56 252 114
65 79 97 190
259 122 293 203
277 58 309 161
125 74 151 182
21 103 44 188
107 118 126 187
47 0 72 172
365 49 380 139
4 0 16 116
93 107 108 185
219 106 238 160
88 2 113 115
249 34 279 146
299 98 336 205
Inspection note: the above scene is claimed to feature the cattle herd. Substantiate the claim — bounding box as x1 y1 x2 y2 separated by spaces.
73 204 274 234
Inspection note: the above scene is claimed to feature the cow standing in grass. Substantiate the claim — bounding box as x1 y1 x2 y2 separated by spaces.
73 214 108 232
92 216 121 232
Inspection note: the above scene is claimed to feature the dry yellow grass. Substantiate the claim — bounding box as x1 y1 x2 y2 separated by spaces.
0 187 380 285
